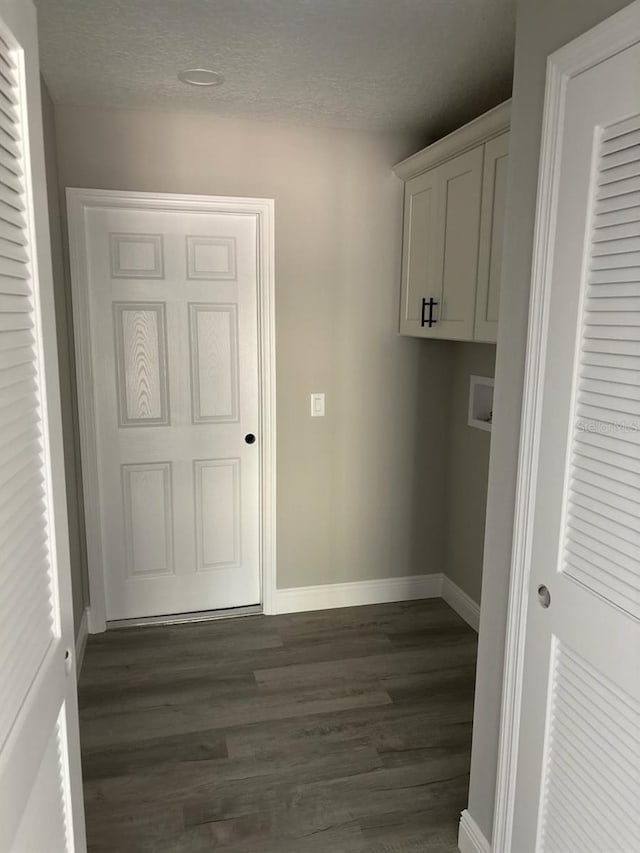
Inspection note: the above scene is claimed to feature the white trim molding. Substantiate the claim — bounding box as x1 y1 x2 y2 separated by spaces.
273 573 443 615
492 5 640 851
74 607 89 676
441 577 480 632
66 189 276 630
393 100 511 181
458 810 492 853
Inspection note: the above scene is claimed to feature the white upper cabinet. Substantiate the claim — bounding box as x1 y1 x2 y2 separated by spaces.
475 131 509 342
395 101 511 343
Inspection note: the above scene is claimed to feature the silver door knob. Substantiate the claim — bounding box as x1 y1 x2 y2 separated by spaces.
537 584 551 609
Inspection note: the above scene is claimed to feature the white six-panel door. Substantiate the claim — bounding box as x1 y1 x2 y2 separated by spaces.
0 0 85 849
68 192 267 622
500 7 640 852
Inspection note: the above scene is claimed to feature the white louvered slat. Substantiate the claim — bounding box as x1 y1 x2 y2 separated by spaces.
0 70 17 109
597 158 640 188
566 538 639 596
580 376 640 400
0 109 18 145
0 181 23 213
540 646 640 853
596 190 640 215
0 92 19 127
590 248 640 269
582 369 640 394
571 473 640 520
592 220 640 242
602 113 640 146
574 423 640 458
601 143 640 172
572 460 640 505
0 235 28 264
0 136 20 172
0 439 43 492
0 358 35 389
596 173 640 201
0 500 47 568
0 214 25 246
578 391 640 417
568 512 639 564
0 159 20 195
0 310 32 332
0 42 17 89
0 544 49 632
591 233 640 255
0 273 30 296
593 202 640 228
586 295 640 311
0 197 25 229
0 26 56 763
583 339 640 359
0 464 43 522
0 373 36 408
585 309 640 326
601 143 640 174
0 258 28 283
589 264 640 282
0 424 41 473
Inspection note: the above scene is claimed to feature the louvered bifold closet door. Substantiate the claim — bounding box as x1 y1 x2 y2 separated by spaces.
0 30 54 745
566 115 640 621
536 114 640 853
0 2 84 850
0 27 68 852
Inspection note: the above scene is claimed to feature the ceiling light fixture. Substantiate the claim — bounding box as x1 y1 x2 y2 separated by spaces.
178 68 225 87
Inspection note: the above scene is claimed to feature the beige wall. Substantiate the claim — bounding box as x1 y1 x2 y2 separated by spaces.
467 0 632 842
444 343 495 604
41 81 88 633
52 103 456 595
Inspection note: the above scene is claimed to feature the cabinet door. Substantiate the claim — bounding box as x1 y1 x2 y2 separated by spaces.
399 168 442 336
474 132 509 342
399 147 484 340
434 146 484 340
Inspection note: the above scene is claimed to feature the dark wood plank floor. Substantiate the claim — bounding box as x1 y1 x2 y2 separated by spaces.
79 599 477 853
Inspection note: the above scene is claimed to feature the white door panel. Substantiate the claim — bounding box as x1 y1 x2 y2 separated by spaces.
0 0 85 849
510 22 640 853
79 205 261 620
475 131 509 343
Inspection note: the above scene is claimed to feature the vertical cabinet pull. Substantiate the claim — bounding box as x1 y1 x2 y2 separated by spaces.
421 297 439 328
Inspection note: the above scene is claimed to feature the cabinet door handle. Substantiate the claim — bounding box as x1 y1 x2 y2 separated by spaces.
421 297 439 328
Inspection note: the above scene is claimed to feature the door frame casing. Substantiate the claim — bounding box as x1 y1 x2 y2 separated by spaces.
67 189 277 632
492 3 640 850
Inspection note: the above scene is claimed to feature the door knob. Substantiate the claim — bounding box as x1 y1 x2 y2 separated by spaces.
245 433 256 445
537 584 551 609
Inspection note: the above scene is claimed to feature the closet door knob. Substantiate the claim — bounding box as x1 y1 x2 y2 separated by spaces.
245 433 256 445
537 584 551 609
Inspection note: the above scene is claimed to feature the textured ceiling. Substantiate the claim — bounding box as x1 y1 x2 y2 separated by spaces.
34 0 515 133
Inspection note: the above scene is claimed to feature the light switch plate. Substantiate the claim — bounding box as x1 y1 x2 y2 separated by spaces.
310 393 325 417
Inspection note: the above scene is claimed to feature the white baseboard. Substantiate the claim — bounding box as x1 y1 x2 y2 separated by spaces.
274 573 444 615
75 607 89 675
458 810 491 853
441 576 480 632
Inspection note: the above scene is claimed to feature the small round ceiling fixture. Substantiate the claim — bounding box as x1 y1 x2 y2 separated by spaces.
178 68 225 87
